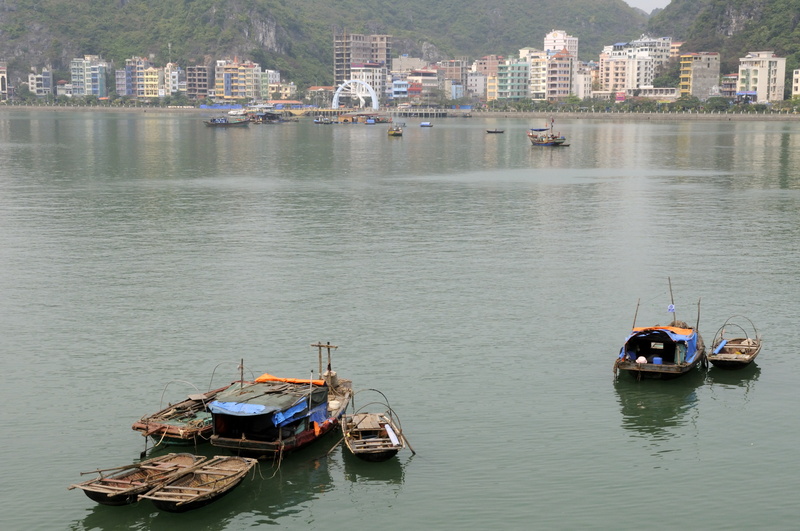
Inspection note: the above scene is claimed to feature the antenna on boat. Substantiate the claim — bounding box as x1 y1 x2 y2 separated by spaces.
239 358 244 389
632 298 640 329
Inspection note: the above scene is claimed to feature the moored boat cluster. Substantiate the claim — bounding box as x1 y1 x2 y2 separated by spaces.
69 342 412 512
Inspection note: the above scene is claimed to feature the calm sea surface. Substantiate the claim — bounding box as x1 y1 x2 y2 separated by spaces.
1 110 799 530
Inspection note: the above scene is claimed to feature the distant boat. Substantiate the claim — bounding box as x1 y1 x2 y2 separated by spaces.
527 117 568 146
614 279 707 380
203 116 249 127
68 453 205 506
708 315 763 369
420 122 433 127
139 456 257 513
486 129 504 134
388 124 403 137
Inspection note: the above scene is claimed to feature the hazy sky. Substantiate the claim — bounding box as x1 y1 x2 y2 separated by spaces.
626 0 670 12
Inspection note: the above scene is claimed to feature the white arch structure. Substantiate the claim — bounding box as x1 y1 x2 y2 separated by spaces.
331 80 379 110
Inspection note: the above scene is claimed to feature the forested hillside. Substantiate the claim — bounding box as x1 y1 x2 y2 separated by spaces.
0 0 647 87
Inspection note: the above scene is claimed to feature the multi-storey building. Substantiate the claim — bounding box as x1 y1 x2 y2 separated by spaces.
720 73 739 99
163 63 183 96
679 52 720 100
738 51 786 103
70 55 109 97
793 70 800 99
214 58 261 101
546 49 575 101
473 55 504 78
406 69 439 104
519 47 547 100
0 62 7 100
544 30 579 59
186 64 212 100
466 71 487 101
437 58 470 88
28 67 54 96
333 30 392 89
497 59 530 100
349 62 386 106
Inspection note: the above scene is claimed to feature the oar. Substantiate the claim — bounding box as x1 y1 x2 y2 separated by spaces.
326 436 344 456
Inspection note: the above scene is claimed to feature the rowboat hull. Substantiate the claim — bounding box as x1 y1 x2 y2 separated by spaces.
69 453 205 506
708 316 762 370
140 456 256 513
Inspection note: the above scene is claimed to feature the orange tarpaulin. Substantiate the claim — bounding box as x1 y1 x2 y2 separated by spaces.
255 373 325 386
632 326 694 336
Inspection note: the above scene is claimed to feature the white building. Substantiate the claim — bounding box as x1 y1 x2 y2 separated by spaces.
738 51 786 103
519 47 548 101
544 30 578 59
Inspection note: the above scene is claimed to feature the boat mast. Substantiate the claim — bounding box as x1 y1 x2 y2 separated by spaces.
668 277 676 322
632 298 640 329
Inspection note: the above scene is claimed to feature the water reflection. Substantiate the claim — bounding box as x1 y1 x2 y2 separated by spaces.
706 364 761 404
614 369 705 442
342 448 408 485
70 445 337 530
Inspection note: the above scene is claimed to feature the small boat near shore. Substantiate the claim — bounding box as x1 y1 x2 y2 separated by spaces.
342 389 413 462
203 116 250 127
209 342 352 459
68 453 205 506
486 129 504 134
388 124 403 136
420 122 433 127
139 455 257 513
708 316 763 369
614 279 706 380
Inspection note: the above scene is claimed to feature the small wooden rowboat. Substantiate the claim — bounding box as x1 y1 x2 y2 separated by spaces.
68 453 205 506
342 389 413 462
708 315 763 369
139 456 257 512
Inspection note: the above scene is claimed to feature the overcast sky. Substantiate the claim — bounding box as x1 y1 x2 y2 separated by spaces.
626 0 670 12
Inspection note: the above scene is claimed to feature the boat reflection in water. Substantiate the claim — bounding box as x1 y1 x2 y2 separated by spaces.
706 363 761 403
614 369 705 443
342 449 408 486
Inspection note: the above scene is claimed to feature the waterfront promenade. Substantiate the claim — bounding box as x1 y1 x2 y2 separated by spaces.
2 103 799 121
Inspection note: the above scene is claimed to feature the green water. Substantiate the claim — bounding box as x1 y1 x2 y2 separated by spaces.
1 110 798 530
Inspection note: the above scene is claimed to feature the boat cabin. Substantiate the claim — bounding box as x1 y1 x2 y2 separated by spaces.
621 326 697 365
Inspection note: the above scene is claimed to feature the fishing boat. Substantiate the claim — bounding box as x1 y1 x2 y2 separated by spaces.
614 280 707 380
486 129 504 134
527 117 568 146
139 456 257 513
342 389 413 462
209 342 352 459
203 116 250 127
132 383 236 447
388 124 403 137
68 453 205 506
420 122 433 127
708 315 763 369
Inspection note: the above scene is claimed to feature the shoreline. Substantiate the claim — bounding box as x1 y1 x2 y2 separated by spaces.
1 104 799 121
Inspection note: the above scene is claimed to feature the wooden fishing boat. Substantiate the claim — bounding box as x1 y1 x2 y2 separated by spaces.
527 117 568 146
132 383 236 447
388 124 403 136
486 129 504 134
68 453 205 506
614 280 707 380
708 315 763 369
203 116 250 127
342 389 412 462
209 342 352 459
139 455 257 512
